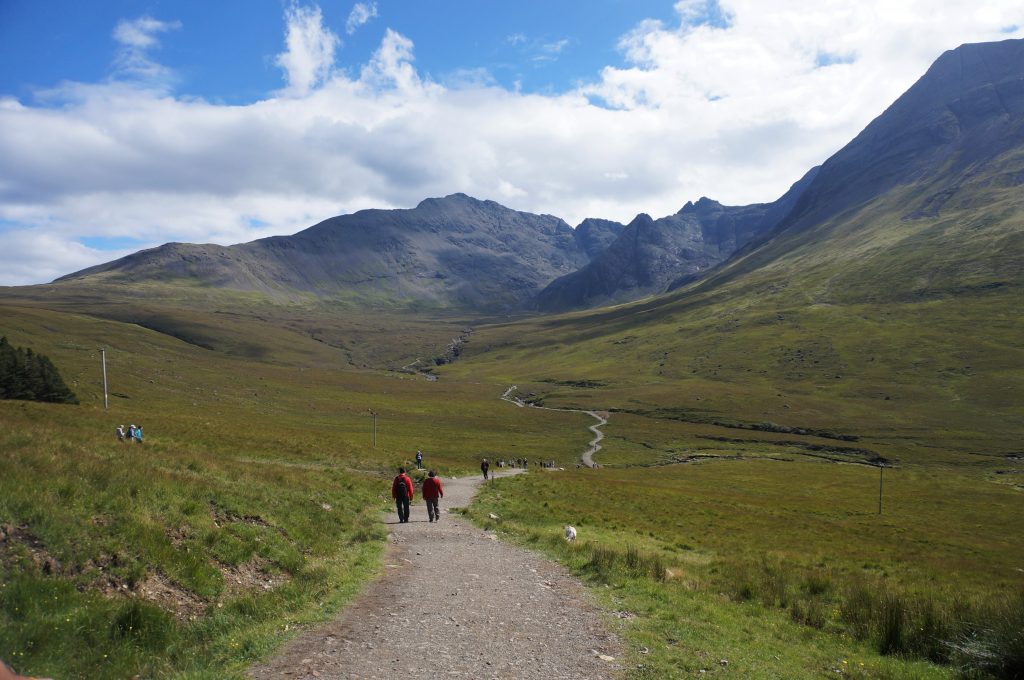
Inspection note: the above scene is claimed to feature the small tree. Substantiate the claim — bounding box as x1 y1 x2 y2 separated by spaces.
0 336 79 404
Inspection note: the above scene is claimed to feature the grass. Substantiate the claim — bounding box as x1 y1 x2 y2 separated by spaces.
466 462 1023 678
0 303 582 679
1 169 1023 677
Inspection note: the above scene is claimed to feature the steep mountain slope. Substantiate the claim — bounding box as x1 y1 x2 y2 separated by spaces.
689 38 1024 299
445 39 1024 458
535 167 819 312
57 194 592 312
572 218 625 259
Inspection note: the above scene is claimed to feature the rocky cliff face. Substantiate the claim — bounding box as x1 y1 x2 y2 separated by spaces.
536 168 819 312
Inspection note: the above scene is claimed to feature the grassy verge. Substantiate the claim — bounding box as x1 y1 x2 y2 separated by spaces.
465 461 1023 679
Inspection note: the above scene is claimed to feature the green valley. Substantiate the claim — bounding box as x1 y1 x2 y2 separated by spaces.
3 36 1024 680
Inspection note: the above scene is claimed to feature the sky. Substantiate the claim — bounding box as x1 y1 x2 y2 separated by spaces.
1 1 1022 286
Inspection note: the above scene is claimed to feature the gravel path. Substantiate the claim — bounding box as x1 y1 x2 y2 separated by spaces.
249 470 622 679
580 411 607 468
500 385 608 468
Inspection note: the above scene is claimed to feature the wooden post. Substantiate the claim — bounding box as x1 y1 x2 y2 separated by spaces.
100 348 109 411
878 463 884 515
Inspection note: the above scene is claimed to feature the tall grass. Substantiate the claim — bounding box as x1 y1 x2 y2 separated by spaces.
578 541 667 582
720 556 1024 676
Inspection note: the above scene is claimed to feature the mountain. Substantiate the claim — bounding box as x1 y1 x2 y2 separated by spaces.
447 39 1024 461
535 167 818 312
572 218 626 259
57 193 595 313
44 39 1024 321
684 38 1024 299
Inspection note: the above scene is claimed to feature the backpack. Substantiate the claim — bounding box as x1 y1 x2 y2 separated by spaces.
395 476 409 499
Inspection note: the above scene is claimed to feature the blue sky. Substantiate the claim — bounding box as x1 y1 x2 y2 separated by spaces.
1 1 1022 285
1 2 677 102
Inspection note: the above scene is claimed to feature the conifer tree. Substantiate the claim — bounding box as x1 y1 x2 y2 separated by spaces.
0 336 79 404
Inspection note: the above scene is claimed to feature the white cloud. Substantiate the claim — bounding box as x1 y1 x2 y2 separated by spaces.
346 2 378 35
276 3 340 96
113 15 180 48
111 15 181 86
542 39 571 55
0 229 120 287
2 1 1024 285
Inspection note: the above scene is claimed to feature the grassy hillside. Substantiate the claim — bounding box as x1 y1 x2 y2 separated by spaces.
2 162 1022 678
443 179 1024 462
0 303 584 679
435 152 1024 677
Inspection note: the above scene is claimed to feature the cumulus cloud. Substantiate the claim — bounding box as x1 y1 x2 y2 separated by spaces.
276 4 340 95
1 0 1023 285
346 2 378 35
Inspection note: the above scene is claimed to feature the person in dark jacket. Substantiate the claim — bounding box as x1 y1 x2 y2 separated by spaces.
392 467 414 523
481 458 490 480
421 470 444 522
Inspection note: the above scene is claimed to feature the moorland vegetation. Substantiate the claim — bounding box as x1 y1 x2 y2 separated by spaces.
2 38 1024 680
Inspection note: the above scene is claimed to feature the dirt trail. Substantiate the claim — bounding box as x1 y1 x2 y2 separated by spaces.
501 385 608 467
249 470 621 679
580 411 607 468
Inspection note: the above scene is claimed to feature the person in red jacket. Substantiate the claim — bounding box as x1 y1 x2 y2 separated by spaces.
392 467 414 523
421 470 444 522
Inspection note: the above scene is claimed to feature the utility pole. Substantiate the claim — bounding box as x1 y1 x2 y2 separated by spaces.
100 348 109 411
878 463 884 515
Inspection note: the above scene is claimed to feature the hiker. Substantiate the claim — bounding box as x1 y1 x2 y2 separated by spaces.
481 458 490 480
415 450 424 469
128 424 137 441
422 470 444 522
135 425 143 443
392 467 414 523
116 425 126 441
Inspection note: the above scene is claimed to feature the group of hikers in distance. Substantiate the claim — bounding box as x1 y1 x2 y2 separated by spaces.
483 457 559 476
115 423 143 442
